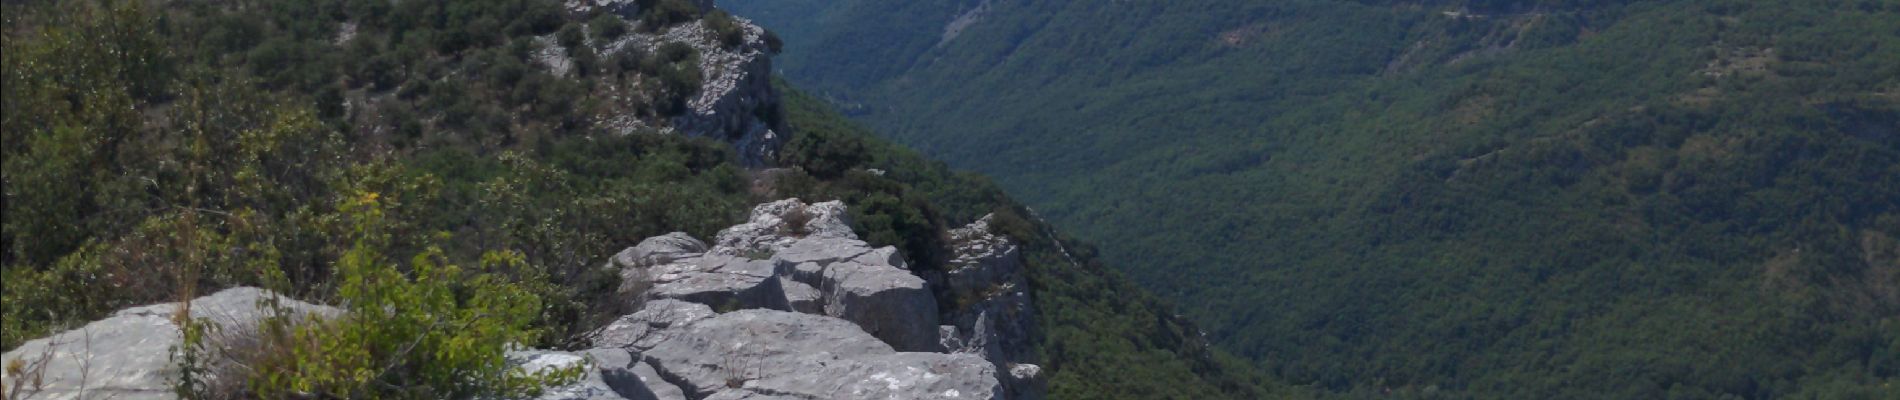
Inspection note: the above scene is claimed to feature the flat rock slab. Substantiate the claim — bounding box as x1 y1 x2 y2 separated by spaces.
614 232 708 269
593 300 716 350
713 199 856 255
772 236 874 266
647 256 789 311
0 287 335 400
744 352 1000 400
638 310 999 400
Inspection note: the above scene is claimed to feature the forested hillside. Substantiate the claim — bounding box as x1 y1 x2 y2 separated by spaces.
1 1 1291 398
728 0 1900 398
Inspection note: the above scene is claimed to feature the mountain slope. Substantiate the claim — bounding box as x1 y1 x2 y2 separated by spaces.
0 1 1292 398
727 0 1900 398
777 84 1305 399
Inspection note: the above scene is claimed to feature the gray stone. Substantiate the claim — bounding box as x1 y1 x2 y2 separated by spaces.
577 10 782 166
712 199 856 255
942 215 1045 400
623 359 691 400
546 4 782 165
851 246 908 270
945 215 1024 302
638 310 894 397
772 236 873 266
592 300 716 350
510 348 688 400
780 279 823 314
564 0 643 18
939 325 966 354
742 352 1000 400
780 261 827 288
613 232 708 269
702 390 805 400
0 287 336 400
1007 363 1047 400
559 203 1034 400
646 255 789 311
637 310 1000 400
823 262 942 352
512 350 617 400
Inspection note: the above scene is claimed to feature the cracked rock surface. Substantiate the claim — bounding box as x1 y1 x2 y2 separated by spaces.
0 201 1038 400
529 199 1039 399
0 288 338 400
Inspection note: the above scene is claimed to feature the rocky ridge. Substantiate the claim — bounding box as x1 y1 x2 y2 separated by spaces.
530 198 1045 400
0 200 1043 400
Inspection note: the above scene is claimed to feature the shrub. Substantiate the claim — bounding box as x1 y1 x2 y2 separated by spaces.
590 13 629 41
762 29 784 54
191 192 582 398
781 206 815 237
637 0 701 32
653 43 703 114
704 10 746 49
556 22 585 50
610 45 652 77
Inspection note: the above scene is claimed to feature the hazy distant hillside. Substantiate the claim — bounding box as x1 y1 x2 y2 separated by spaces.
728 0 1900 398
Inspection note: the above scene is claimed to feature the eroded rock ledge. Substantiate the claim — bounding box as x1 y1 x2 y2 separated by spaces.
532 198 1045 400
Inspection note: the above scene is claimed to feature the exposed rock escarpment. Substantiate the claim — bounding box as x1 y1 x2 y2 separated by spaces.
934 215 1044 399
537 198 1044 399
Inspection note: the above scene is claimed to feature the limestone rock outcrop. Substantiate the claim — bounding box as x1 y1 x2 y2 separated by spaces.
711 200 856 254
0 288 338 400
607 199 943 352
544 4 786 166
935 214 1045 400
2 200 1043 400
553 198 1040 399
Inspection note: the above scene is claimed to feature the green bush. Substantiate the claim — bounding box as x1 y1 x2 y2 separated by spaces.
704 11 747 49
653 43 703 114
556 22 585 50
637 0 702 32
590 13 629 41
196 192 581 398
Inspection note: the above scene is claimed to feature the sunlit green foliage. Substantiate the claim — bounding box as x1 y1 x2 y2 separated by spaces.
241 190 579 398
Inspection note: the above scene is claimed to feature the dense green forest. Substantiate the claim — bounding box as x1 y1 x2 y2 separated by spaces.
0 0 1298 398
729 0 1900 398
